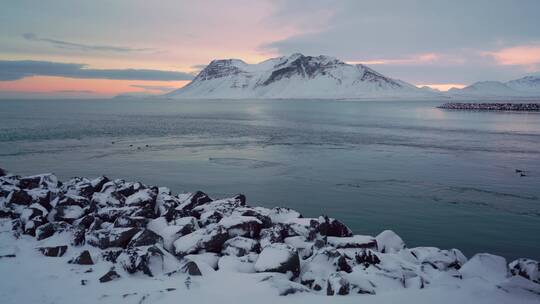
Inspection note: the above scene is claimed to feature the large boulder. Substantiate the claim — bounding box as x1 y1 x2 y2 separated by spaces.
127 229 163 247
408 247 467 271
317 216 353 237
301 247 351 290
326 272 350 296
35 222 55 240
55 194 89 208
222 236 260 257
218 215 262 238
118 246 164 277
259 225 288 248
267 207 302 224
173 225 229 257
96 206 138 222
460 253 508 283
20 174 59 190
86 227 140 249
99 269 121 283
182 260 203 276
91 192 124 208
239 208 272 228
7 189 33 206
91 176 110 193
190 196 245 219
354 249 381 267
326 235 377 249
176 191 213 212
113 215 148 228
53 205 84 223
509 258 539 283
148 217 198 252
375 230 405 253
254 243 300 279
68 250 94 265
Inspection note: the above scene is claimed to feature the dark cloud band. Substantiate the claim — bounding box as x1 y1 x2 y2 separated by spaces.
23 33 154 53
0 60 194 81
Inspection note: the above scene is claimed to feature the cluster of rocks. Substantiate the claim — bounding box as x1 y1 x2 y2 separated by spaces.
0 168 539 296
438 102 540 111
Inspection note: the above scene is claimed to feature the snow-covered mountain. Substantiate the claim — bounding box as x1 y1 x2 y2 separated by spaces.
447 81 522 97
506 76 540 94
166 53 437 99
448 76 540 98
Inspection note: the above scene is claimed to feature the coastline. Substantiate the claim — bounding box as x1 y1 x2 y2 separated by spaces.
1 170 539 303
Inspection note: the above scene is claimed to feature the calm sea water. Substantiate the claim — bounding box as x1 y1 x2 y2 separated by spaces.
1 98 539 261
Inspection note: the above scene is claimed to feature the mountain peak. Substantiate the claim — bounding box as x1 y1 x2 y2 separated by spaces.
167 54 436 99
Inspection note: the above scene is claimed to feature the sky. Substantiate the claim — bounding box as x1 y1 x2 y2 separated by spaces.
1 0 540 98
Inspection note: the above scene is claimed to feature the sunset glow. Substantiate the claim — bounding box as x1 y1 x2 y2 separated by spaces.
416 83 467 91
0 76 189 96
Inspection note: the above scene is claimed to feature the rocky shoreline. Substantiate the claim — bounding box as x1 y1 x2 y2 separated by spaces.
438 102 540 111
0 169 539 301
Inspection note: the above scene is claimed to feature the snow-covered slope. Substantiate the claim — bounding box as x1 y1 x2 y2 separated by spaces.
166 54 437 99
447 81 522 97
448 77 540 99
506 76 540 94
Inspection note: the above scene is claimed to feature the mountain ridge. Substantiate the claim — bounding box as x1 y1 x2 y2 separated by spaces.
164 53 540 100
166 53 438 99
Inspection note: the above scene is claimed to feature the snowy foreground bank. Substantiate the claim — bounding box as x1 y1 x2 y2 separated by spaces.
0 170 538 304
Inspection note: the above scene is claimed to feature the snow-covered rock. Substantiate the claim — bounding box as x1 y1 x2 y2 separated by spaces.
0 169 539 303
255 243 300 278
460 253 509 283
326 235 376 249
375 230 405 253
509 258 539 283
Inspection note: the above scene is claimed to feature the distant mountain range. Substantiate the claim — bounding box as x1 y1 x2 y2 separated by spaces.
448 76 540 98
165 53 540 100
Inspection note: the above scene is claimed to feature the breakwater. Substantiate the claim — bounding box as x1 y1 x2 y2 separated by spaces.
439 103 540 111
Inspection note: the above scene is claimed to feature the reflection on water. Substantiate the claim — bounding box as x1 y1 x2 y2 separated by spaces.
0 98 539 261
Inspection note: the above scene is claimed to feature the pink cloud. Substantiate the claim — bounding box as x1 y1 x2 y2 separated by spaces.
346 53 458 66
484 44 540 70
